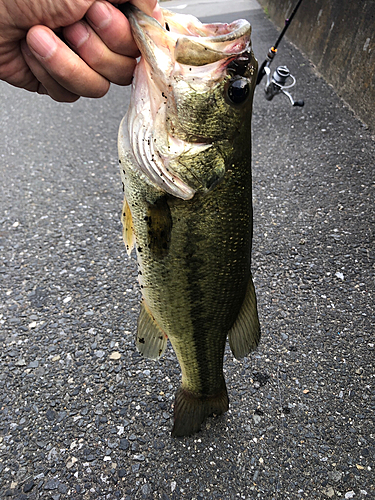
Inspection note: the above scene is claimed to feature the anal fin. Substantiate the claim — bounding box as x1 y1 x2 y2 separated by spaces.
121 196 135 256
228 276 261 360
136 300 168 360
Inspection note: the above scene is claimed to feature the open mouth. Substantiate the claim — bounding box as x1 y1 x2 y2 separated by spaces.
122 4 251 70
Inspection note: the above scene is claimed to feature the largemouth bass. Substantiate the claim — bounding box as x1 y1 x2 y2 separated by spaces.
118 4 260 437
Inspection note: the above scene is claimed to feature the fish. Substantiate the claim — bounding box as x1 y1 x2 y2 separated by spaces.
118 4 260 437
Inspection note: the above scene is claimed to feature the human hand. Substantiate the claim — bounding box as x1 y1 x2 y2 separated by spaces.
0 0 163 102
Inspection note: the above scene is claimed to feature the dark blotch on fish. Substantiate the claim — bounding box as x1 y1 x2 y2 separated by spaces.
146 197 172 259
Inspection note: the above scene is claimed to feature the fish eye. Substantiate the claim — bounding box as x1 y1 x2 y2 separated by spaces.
226 77 250 105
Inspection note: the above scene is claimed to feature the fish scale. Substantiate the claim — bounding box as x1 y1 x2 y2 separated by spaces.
118 4 260 437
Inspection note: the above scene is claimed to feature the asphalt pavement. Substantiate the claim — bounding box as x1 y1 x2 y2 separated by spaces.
0 1 374 499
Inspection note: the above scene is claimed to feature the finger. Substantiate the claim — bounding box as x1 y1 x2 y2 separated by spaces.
0 41 39 92
21 39 80 102
85 1 139 57
63 20 137 85
26 25 110 98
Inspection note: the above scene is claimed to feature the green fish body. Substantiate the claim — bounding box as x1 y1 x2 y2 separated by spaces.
118 5 260 437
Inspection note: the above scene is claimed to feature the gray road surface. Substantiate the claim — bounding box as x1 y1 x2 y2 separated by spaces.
0 2 374 500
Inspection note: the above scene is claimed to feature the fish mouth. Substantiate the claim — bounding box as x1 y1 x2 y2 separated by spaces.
123 4 251 70
121 5 254 200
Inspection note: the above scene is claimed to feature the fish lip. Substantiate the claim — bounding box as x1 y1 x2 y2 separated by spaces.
120 3 162 31
174 18 251 48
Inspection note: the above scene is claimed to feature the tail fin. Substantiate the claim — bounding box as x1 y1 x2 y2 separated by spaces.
171 385 229 438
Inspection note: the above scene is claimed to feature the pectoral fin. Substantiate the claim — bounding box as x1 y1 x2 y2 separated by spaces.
121 197 135 256
228 277 260 360
136 301 168 360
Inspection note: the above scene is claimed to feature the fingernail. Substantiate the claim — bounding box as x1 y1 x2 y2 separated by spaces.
87 1 112 30
64 22 90 49
28 29 56 59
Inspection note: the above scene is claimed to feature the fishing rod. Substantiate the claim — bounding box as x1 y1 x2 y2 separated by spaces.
256 0 305 107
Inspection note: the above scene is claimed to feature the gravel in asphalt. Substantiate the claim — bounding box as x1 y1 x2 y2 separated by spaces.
0 5 374 500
